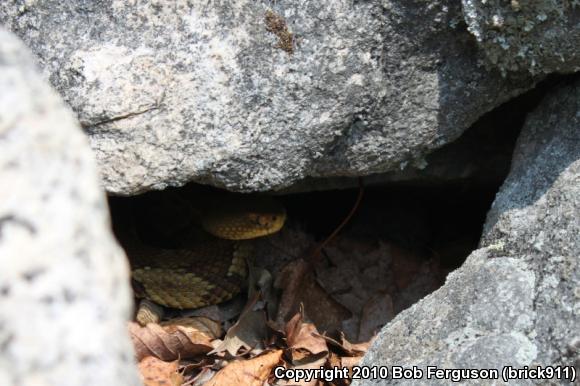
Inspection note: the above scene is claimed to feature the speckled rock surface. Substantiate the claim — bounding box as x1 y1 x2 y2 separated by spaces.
0 28 139 386
0 0 533 194
355 79 579 385
462 0 580 75
480 78 580 375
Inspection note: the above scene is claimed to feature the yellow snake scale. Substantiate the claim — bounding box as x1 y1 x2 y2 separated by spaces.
120 195 286 309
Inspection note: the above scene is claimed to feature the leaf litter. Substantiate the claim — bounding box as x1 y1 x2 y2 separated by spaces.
130 181 448 385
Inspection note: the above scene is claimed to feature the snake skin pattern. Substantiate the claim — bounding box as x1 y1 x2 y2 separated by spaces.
120 195 286 309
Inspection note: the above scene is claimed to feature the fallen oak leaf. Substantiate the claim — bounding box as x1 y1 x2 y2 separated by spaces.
340 356 365 383
179 357 213 379
274 180 363 334
327 353 346 386
138 356 183 386
204 350 283 386
209 308 267 357
185 367 216 386
130 323 177 361
310 334 371 384
315 332 374 357
209 293 268 357
325 352 358 386
275 259 351 335
276 355 327 386
340 333 374 355
248 264 278 319
324 352 366 386
285 311 328 364
129 316 220 361
265 318 288 348
275 259 310 324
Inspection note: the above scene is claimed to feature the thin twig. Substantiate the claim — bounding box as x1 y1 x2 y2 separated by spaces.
308 177 365 261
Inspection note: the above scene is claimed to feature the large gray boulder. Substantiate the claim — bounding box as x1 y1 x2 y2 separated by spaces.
462 0 580 75
356 78 579 385
0 0 533 194
0 28 139 386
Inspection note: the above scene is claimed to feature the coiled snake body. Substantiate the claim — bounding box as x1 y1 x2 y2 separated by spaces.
120 195 286 309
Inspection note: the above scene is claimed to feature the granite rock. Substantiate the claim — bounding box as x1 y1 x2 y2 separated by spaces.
0 28 139 386
462 0 580 75
355 78 579 385
0 0 532 194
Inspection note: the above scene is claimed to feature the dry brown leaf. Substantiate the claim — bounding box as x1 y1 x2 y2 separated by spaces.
285 312 328 364
187 367 216 386
129 317 220 361
276 355 326 386
275 259 351 334
138 356 183 386
341 356 363 379
204 350 283 386
248 265 278 318
209 307 267 357
327 353 349 386
179 357 212 375
316 332 372 358
275 259 309 319
323 352 363 386
340 334 374 355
